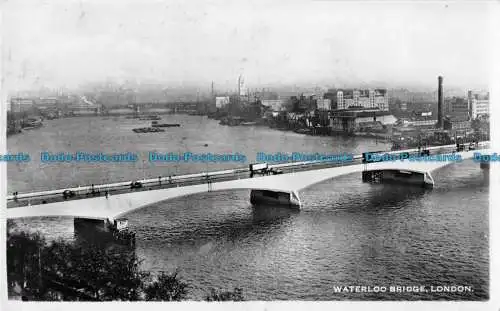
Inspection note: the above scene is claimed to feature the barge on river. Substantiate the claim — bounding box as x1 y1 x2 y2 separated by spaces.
132 127 165 133
151 121 180 127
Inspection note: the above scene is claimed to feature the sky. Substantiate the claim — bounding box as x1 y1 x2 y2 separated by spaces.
1 0 495 94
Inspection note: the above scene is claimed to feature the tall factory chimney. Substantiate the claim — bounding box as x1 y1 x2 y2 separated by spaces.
437 76 444 128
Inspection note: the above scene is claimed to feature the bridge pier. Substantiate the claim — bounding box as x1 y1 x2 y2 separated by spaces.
74 217 135 246
74 217 112 234
480 162 490 170
250 189 301 208
362 169 434 189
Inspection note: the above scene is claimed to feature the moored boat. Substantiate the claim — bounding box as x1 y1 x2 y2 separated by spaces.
240 121 257 126
139 115 161 120
22 118 43 130
132 127 165 133
151 123 181 127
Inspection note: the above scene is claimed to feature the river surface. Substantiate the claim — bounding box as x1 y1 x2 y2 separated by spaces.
7 116 489 300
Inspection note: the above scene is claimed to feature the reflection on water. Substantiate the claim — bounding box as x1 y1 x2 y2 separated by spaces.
251 204 300 223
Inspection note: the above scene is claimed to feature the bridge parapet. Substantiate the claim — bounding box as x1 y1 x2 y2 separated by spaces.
6 145 491 220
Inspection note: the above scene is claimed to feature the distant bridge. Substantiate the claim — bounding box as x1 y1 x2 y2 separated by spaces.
6 144 490 224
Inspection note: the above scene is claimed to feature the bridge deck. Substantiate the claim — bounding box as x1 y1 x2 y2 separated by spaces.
6 148 488 220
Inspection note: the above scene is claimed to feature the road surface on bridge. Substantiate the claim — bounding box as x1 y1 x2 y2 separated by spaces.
6 148 489 221
7 142 483 208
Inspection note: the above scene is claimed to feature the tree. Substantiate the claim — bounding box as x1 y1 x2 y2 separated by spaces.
8 230 245 301
143 271 189 301
205 287 244 301
8 231 147 301
41 237 147 301
7 231 47 300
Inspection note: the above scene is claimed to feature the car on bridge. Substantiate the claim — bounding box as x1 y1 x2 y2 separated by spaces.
419 149 431 156
468 142 478 151
130 181 143 189
249 163 268 178
269 168 284 175
63 190 76 199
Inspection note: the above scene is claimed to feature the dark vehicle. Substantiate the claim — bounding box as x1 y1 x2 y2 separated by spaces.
130 181 143 189
270 168 284 175
249 162 268 178
420 149 431 156
456 143 465 152
63 190 76 199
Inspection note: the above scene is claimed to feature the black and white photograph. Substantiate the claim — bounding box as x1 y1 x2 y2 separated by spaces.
1 0 498 308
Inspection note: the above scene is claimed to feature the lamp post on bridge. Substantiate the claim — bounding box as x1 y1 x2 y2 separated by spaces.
204 144 210 191
142 159 146 181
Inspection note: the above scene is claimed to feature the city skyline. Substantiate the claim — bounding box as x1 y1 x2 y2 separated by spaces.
2 0 493 94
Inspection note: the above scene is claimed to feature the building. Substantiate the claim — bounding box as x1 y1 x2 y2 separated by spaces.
316 98 332 111
37 97 58 110
374 89 389 111
66 96 102 115
336 88 388 111
238 75 247 97
215 96 230 108
329 110 395 133
261 99 288 112
469 91 489 119
472 98 489 119
323 90 338 110
446 96 469 119
291 94 317 112
444 115 471 131
10 98 35 113
256 90 279 100
444 99 453 115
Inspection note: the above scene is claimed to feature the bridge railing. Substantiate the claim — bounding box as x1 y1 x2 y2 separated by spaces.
6 141 489 202
267 142 488 170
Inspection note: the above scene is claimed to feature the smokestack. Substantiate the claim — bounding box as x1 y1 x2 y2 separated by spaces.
437 76 444 128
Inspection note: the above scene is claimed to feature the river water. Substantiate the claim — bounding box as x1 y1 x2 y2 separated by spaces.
7 116 489 300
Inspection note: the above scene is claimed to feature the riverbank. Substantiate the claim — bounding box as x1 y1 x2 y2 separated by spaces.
353 131 391 139
212 114 391 139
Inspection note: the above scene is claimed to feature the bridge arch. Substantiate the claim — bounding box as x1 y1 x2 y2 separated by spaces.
113 186 301 219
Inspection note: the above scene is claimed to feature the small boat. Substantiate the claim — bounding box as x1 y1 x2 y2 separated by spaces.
294 128 312 135
22 118 43 130
240 121 257 126
139 115 161 120
132 127 165 133
151 123 181 127
22 125 43 130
